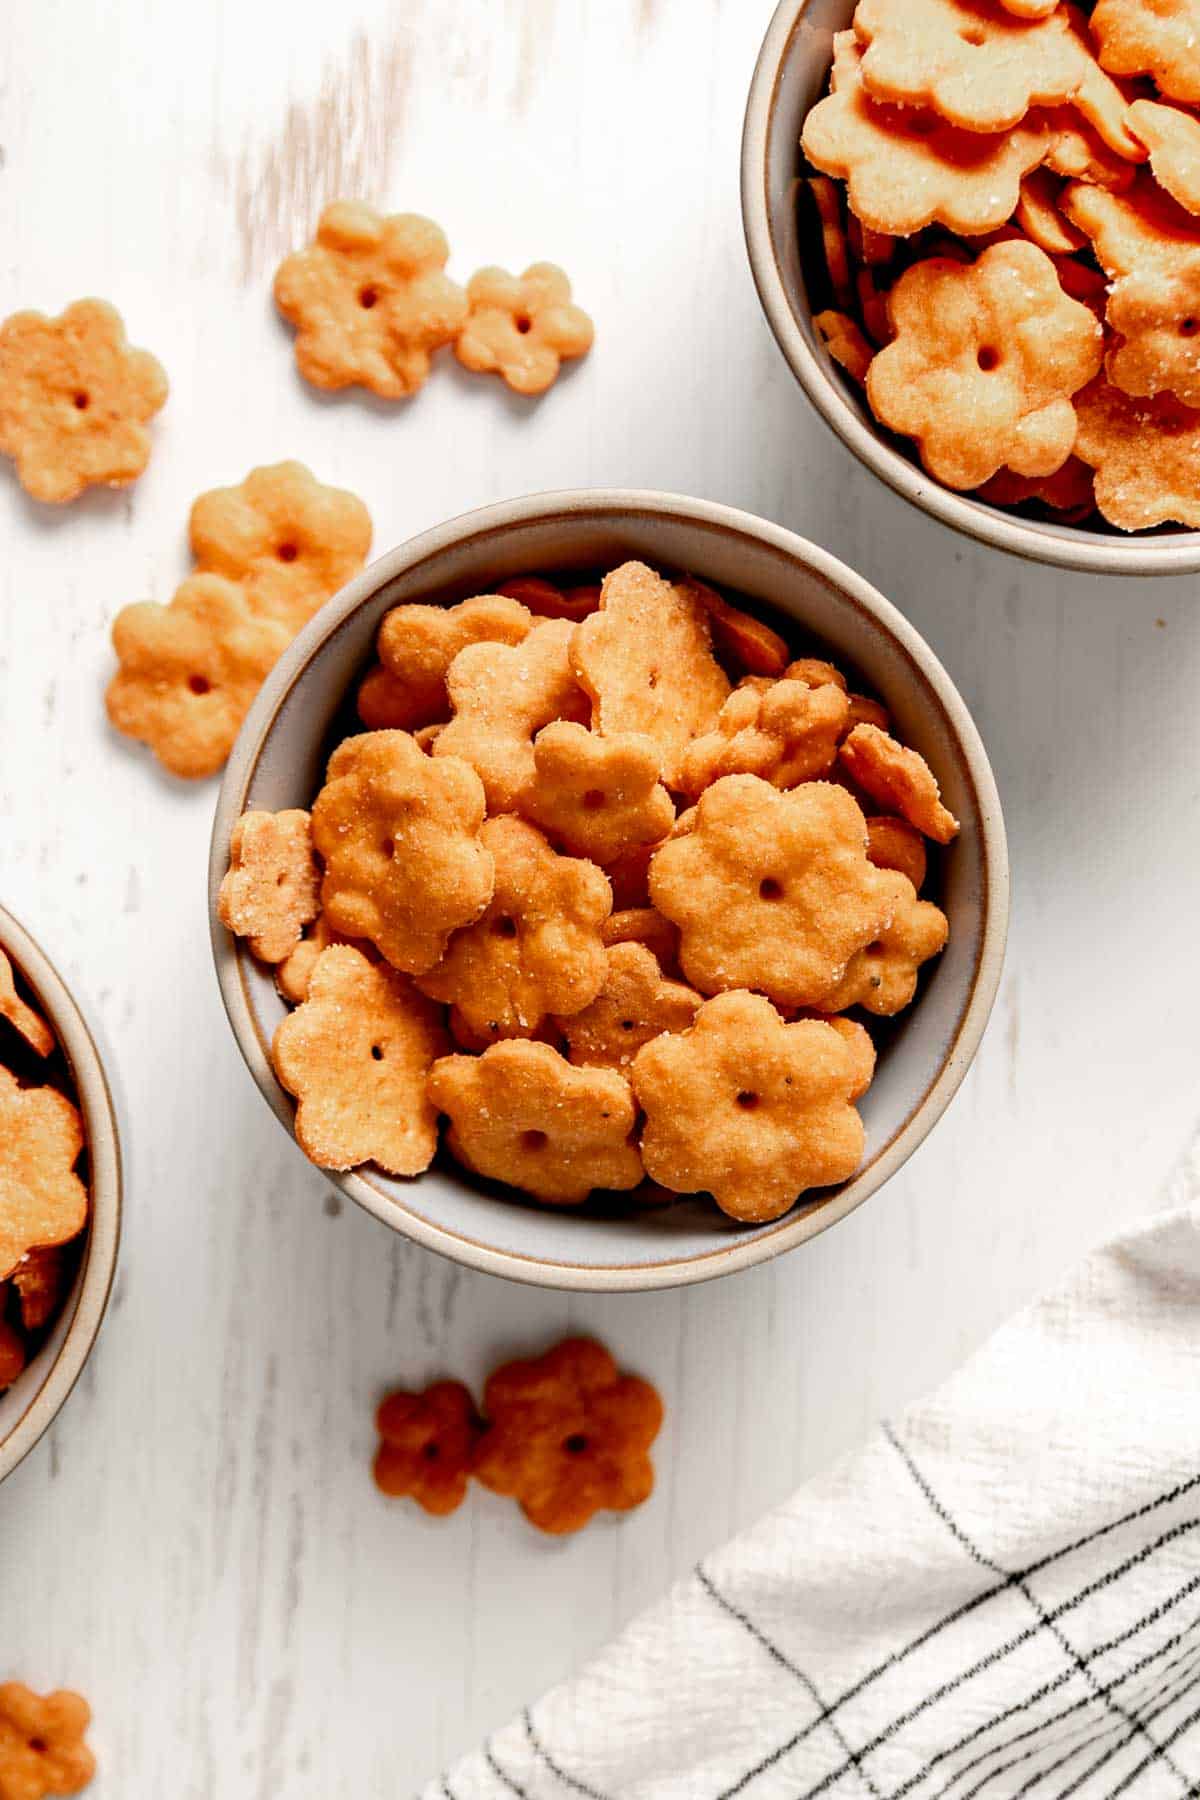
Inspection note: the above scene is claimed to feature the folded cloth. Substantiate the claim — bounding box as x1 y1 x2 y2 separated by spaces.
428 1202 1200 1799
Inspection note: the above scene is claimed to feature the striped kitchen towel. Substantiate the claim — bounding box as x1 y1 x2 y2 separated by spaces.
427 1200 1200 1799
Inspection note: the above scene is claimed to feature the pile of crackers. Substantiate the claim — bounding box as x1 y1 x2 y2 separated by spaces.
219 560 958 1226
802 0 1200 531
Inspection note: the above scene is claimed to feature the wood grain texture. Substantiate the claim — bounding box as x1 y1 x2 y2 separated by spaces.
3 0 1199 1792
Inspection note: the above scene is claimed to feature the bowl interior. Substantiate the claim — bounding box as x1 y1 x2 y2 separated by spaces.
214 498 1006 1288
749 0 1200 574
0 911 121 1480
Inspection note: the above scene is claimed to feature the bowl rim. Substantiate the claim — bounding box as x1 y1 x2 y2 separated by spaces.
0 905 122 1486
210 486 1009 1292
740 0 1200 578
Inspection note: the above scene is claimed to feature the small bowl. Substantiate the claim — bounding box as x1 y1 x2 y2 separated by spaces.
211 489 1008 1292
741 0 1200 577
0 907 122 1486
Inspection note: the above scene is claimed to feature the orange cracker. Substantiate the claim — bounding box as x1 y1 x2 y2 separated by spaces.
272 945 447 1174
218 808 321 965
866 815 930 892
1015 169 1088 254
808 176 854 307
106 573 289 780
631 991 868 1223
1128 100 1200 216
415 817 610 1036
1106 251 1200 407
360 592 532 734
11 1244 73 1333
427 1041 642 1205
605 841 657 910
472 1337 662 1535
819 876 950 1015
0 1683 96 1799
0 1069 87 1280
558 942 701 1071
855 0 1131 143
1044 106 1140 191
1073 371 1200 528
649 774 904 1008
517 723 674 865
976 454 1096 515
0 297 166 504
495 575 602 623
845 693 891 735
188 461 372 635
839 723 960 844
447 1010 561 1053
677 677 849 799
373 1381 483 1516
1062 174 1200 275
0 950 55 1058
787 657 848 692
274 912 370 1006
865 241 1102 491
570 561 730 789
0 1319 25 1392
814 309 875 384
802 34 1054 238
434 617 588 811
311 730 494 974
601 907 682 973
681 578 790 678
273 201 468 398
1091 0 1200 105
455 264 594 395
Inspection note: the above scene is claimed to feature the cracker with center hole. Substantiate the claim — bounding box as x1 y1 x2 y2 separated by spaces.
517 723 674 865
455 263 594 395
819 876 950 1015
557 942 701 1070
0 1069 87 1280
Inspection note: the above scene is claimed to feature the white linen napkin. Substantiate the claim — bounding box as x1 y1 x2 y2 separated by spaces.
426 1199 1200 1799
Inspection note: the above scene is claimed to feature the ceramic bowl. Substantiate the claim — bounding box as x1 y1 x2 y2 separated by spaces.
211 489 1008 1292
0 906 122 1486
741 0 1200 576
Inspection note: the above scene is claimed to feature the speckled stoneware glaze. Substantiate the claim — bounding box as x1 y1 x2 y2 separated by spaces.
741 0 1200 576
211 490 1008 1292
0 907 122 1486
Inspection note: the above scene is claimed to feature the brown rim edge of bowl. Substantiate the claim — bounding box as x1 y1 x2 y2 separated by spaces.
210 487 1010 1293
0 906 122 1485
739 0 1200 579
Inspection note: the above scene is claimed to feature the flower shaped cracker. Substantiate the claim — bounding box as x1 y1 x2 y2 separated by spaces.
1092 0 1200 103
11 1245 72 1333
218 809 321 964
802 34 1054 238
472 1337 662 1535
0 1069 87 1281
1063 175 1200 276
866 815 929 893
0 298 166 504
819 876 950 1015
429 1041 642 1204
189 462 372 635
434 618 589 810
676 677 849 799
496 575 602 623
0 1320 25 1394
415 817 611 1036
106 573 290 779
311 730 493 974
1129 101 1200 216
274 202 467 397
274 912 369 1006
682 578 790 677
855 0 1127 139
373 1380 482 1516
1107 251 1200 406
517 723 675 865
360 594 533 733
558 942 701 1071
648 775 901 1008
571 562 730 788
865 241 1102 490
0 1683 95 1799
1073 372 1200 527
272 945 447 1174
839 724 961 844
0 951 55 1058
455 264 594 395
631 992 868 1222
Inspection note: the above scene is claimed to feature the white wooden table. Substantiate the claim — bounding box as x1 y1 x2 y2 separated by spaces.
3 1 1199 1791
